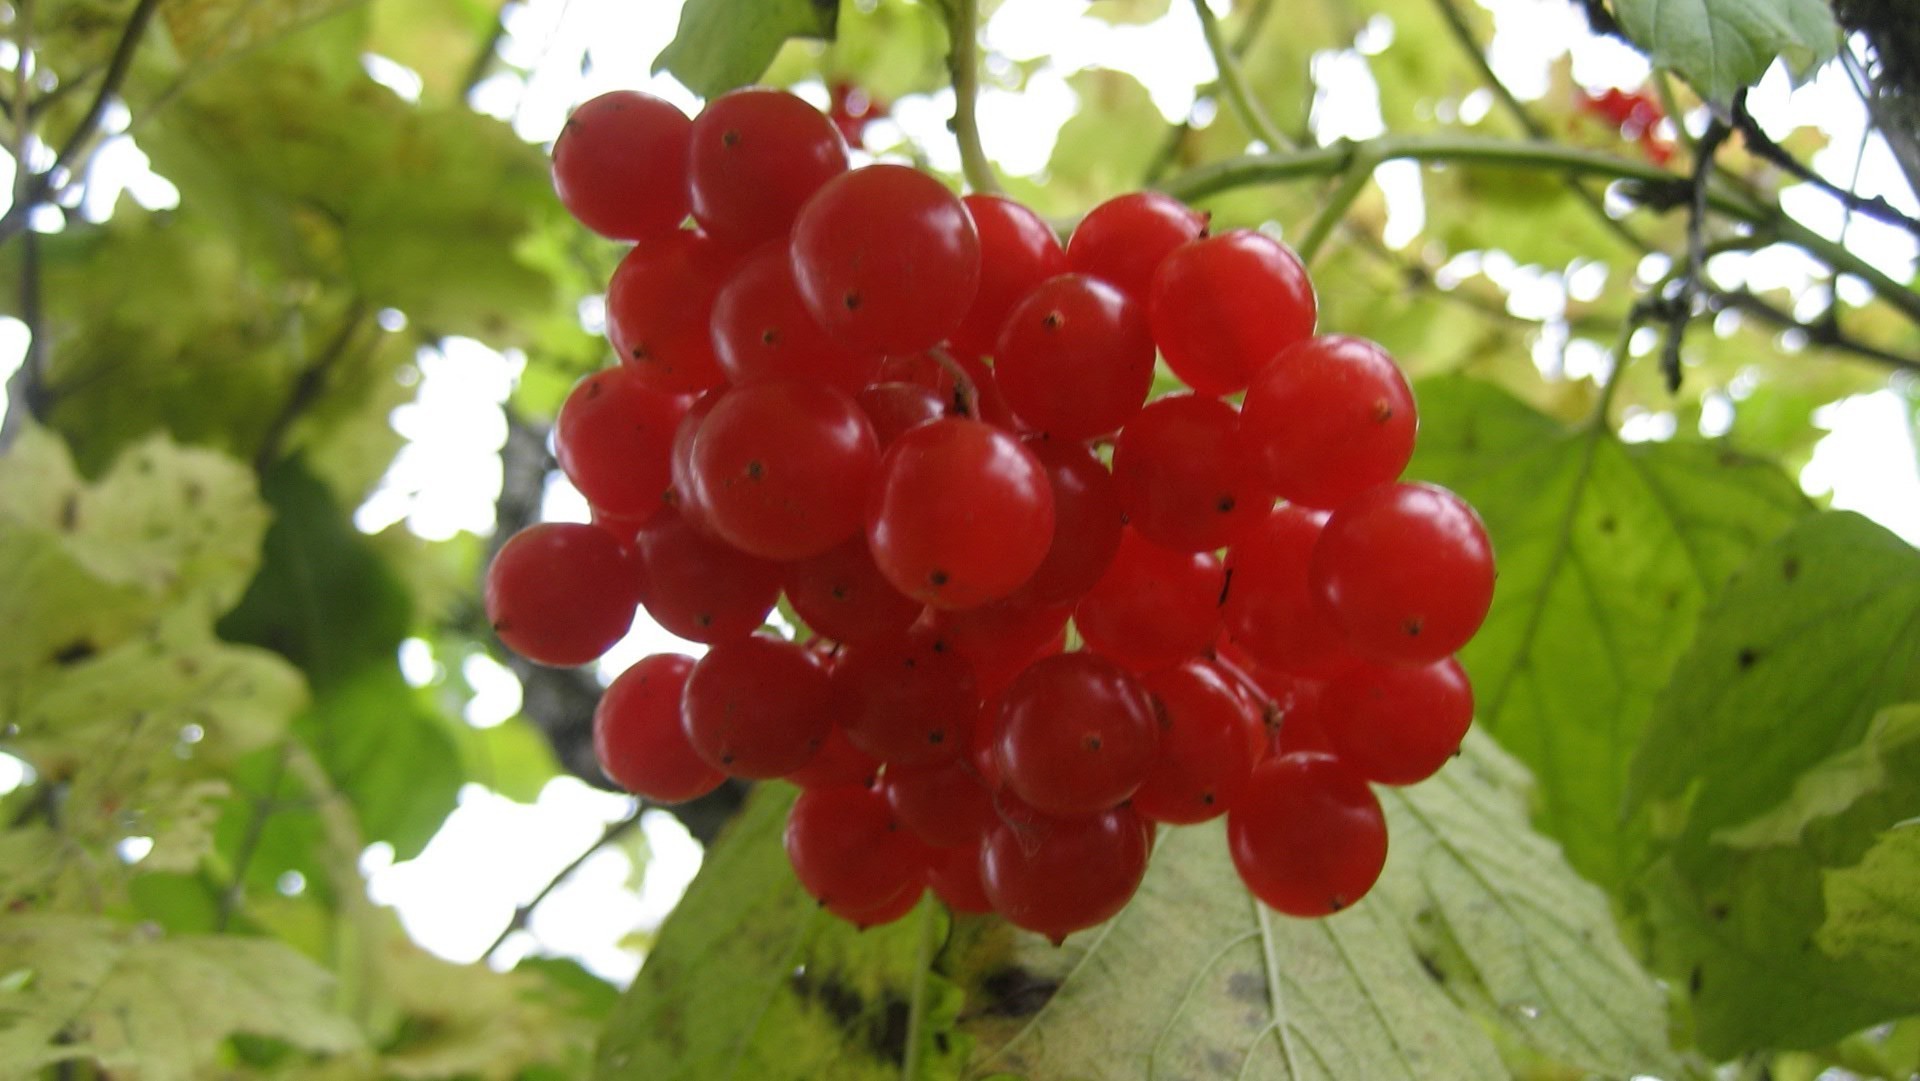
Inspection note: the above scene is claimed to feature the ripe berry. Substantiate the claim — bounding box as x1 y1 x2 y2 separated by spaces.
866 418 1054 609
1075 527 1224 672
1066 191 1208 300
1311 482 1495 664
1111 393 1274 552
1149 229 1315 396
551 90 691 242
1133 660 1266 824
688 87 848 249
1241 335 1416 509
1229 752 1387 917
606 230 735 394
682 635 831 778
1322 657 1474 785
950 194 1068 359
994 273 1155 441
554 366 684 522
632 507 781 643
486 523 638 667
992 652 1159 817
981 801 1151 943
593 654 724 803
785 784 928 914
791 164 981 354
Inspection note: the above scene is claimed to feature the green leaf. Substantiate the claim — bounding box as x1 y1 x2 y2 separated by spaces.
0 914 362 1079
655 0 840 98
1629 513 1920 833
602 739 1670 1079
159 0 360 70
1409 375 1809 888
1819 818 1920 992
956 733 1670 1080
1627 515 1920 1055
595 784 969 1081
1027 69 1168 215
454 716 565 805
1613 0 1839 104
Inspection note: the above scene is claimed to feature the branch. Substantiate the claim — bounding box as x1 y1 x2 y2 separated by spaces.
1142 0 1277 184
1430 0 1650 254
215 742 291 931
0 0 165 248
1728 90 1920 238
253 301 372 475
484 802 647 962
1656 119 1731 391
1161 132 1920 328
1191 0 1290 152
940 0 1000 195
1294 149 1377 264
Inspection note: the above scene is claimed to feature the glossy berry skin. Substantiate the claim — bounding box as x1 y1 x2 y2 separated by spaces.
867 419 1055 609
791 164 981 354
1229 752 1387 917
689 87 848 249
882 758 999 848
632 507 781 643
926 598 1073 697
1149 230 1316 396
710 243 882 394
981 801 1152 943
1112 393 1274 553
486 523 638 667
857 382 948 448
1241 335 1416 509
682 635 831 778
1222 506 1362 679
606 231 734 394
1075 528 1223 672
551 90 691 242
1066 191 1209 301
784 723 881 789
1003 436 1125 607
992 652 1159 817
688 379 880 561
1311 482 1495 664
785 784 927 913
831 626 980 765
1133 660 1267 824
1323 657 1474 785
593 654 724 803
554 366 684 522
994 274 1155 441
949 194 1068 359
782 536 922 647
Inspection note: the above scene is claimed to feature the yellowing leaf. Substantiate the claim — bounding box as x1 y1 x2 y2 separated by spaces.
0 914 362 1079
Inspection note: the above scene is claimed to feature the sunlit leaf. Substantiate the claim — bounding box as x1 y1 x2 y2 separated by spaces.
1409 375 1809 888
0 914 363 1079
1629 515 1920 1055
656 0 840 98
1819 816 1920 993
1613 0 1839 103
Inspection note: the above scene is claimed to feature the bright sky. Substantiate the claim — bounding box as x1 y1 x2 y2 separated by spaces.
1 0 1917 985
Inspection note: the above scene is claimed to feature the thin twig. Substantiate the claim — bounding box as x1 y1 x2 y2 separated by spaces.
0 0 165 247
1190 0 1288 152
1430 0 1650 254
941 0 1001 194
253 301 372 475
1655 119 1731 391
1141 0 1277 185
1728 91 1920 237
483 803 648 962
215 742 292 932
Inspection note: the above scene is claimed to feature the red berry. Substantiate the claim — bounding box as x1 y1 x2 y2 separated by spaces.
1311 482 1495 664
1075 527 1223 672
981 801 1151 943
688 379 879 561
1111 393 1274 552
606 230 735 394
486 523 638 667
1322 657 1474 785
1133 660 1266 824
1066 191 1208 300
1149 229 1316 396
632 507 781 643
950 194 1068 358
689 87 848 249
1228 752 1387 917
991 652 1159 817
1241 335 1416 509
830 626 979 765
593 654 724 802
682 635 831 778
710 243 882 394
791 164 981 354
782 536 922 647
866 418 1054 609
785 784 927 914
994 273 1155 441
551 90 691 242
1223 505 1362 679
554 366 684 522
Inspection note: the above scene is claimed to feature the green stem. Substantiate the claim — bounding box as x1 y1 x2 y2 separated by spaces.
899 901 937 1079
1162 133 1920 327
1293 149 1377 263
943 0 1000 194
1190 0 1291 151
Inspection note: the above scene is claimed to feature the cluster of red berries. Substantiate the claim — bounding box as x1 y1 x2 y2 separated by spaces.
483 85 1495 943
